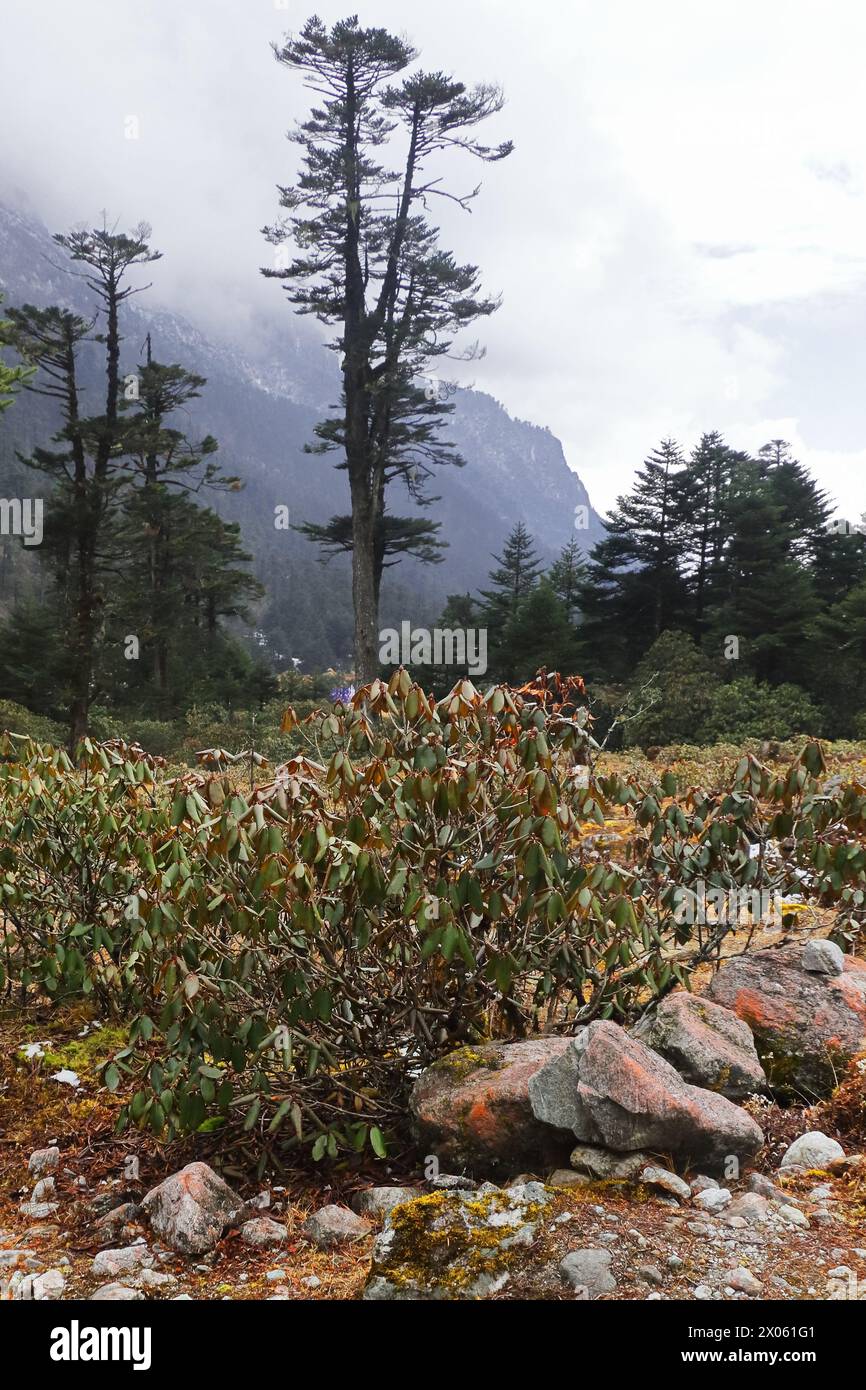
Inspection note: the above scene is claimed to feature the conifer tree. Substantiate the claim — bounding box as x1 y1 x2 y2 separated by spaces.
263 14 511 682
577 440 689 678
499 580 581 683
7 222 160 745
703 463 816 684
0 294 33 409
548 537 586 621
758 438 832 564
479 521 542 628
679 431 738 631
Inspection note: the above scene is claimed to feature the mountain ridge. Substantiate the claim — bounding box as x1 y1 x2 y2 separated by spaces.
0 201 605 669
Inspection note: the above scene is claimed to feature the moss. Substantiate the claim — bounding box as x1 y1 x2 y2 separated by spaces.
430 1045 503 1083
22 1024 129 1081
759 1038 852 1100
375 1187 546 1295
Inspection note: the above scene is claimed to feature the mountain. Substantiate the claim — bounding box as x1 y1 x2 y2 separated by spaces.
0 202 604 669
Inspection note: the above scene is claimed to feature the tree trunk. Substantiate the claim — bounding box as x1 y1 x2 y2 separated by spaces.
351 478 378 684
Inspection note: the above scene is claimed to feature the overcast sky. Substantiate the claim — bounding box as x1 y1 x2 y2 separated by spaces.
2 0 865 519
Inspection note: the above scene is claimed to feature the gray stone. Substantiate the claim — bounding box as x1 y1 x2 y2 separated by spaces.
28 1146 60 1177
18 1201 58 1220
239 1217 288 1247
726 1192 770 1224
640 1166 691 1201
410 1037 573 1175
134 1267 177 1289
528 1021 763 1169
693 1187 731 1213
779 1132 845 1171
631 993 766 1099
559 1247 617 1297
427 1173 476 1191
90 1282 145 1300
31 1268 66 1301
745 1172 783 1200
302 1205 372 1248
727 1266 762 1295
351 1187 417 1220
548 1168 592 1188
706 943 866 1097
364 1184 552 1300
569 1145 651 1182
91 1244 153 1278
773 1203 809 1229
802 939 845 976
141 1162 245 1255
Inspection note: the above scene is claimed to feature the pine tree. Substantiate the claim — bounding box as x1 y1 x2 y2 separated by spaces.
479 522 542 631
704 462 816 684
577 440 689 679
296 509 445 620
680 431 738 631
263 15 511 682
7 219 161 746
113 347 254 706
499 580 581 683
0 294 34 409
758 439 832 564
548 538 586 621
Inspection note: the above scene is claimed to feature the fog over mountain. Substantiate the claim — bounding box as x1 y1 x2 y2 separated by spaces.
0 203 603 670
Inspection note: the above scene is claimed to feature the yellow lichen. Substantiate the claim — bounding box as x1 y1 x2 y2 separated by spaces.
373 1187 547 1295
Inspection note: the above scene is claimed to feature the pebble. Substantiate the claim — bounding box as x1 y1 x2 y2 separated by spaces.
28 1147 60 1177
727 1266 762 1295
559 1248 617 1297
693 1188 731 1213
774 1204 810 1230
640 1167 691 1201
90 1283 145 1301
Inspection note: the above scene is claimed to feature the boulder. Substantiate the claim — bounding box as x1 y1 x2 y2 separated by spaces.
705 944 866 1097
409 1038 573 1175
363 1182 553 1300
631 993 766 1099
779 1131 846 1171
302 1205 372 1248
528 1021 763 1170
140 1162 245 1255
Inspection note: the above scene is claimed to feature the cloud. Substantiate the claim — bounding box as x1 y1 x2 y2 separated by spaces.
1 0 865 518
